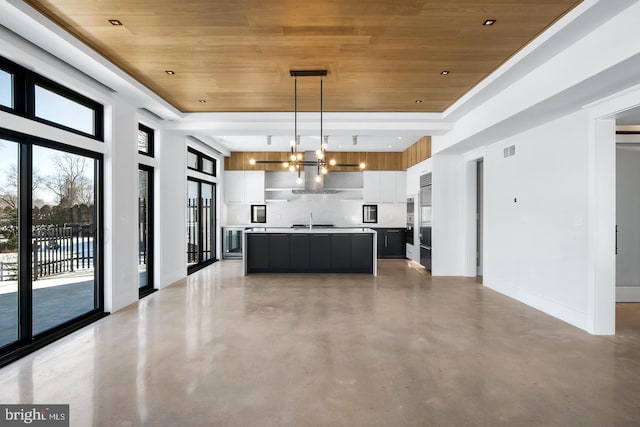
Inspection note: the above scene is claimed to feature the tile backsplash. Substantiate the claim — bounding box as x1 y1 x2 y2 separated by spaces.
224 193 406 227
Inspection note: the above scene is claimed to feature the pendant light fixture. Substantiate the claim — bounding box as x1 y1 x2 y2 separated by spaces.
249 70 366 175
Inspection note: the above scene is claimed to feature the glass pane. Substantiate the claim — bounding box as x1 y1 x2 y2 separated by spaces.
32 146 97 335
35 85 95 135
138 169 150 289
137 129 149 154
0 70 12 108
187 180 199 266
0 138 19 348
187 151 198 170
201 183 214 262
202 157 214 175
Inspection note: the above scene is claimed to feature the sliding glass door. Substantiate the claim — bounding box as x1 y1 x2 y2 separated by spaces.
138 165 154 297
31 146 98 335
0 138 19 349
0 131 103 362
187 178 215 273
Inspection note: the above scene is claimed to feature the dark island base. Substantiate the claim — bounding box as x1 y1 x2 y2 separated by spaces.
246 232 374 274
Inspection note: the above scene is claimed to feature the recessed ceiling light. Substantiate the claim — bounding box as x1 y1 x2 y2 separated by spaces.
108 19 123 26
483 19 496 26
165 70 175 75
397 136 402 140
440 70 450 75
415 99 423 104
388 145 392 148
198 99 206 103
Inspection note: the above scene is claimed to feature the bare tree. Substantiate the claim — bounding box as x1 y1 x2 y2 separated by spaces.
44 154 93 207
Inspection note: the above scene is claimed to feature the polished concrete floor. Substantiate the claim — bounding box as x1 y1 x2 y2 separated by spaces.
1 260 640 426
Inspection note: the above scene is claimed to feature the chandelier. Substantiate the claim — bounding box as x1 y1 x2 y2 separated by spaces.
249 70 365 183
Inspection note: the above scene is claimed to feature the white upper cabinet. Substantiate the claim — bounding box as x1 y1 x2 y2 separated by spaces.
363 171 381 203
224 171 265 204
224 171 244 203
244 171 265 203
363 171 406 203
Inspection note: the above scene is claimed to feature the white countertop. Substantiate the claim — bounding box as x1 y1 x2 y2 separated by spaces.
245 227 376 234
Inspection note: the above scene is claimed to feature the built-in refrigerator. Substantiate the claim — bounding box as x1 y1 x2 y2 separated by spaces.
419 173 432 271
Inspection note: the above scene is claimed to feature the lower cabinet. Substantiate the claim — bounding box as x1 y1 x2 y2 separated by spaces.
309 234 331 272
290 234 310 271
246 233 374 273
330 234 351 272
375 228 407 259
351 234 374 272
247 234 269 271
269 233 290 271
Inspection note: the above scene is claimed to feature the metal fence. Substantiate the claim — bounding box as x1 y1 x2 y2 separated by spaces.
187 197 212 264
0 224 95 281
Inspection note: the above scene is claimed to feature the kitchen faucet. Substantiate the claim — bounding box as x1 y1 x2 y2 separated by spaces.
309 212 313 230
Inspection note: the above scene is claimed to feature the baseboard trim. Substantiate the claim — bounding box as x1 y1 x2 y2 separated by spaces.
616 286 640 302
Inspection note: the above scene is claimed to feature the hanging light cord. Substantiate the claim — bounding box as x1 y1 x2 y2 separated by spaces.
293 77 297 156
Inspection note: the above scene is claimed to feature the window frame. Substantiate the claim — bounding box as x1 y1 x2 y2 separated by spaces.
138 123 155 157
0 126 106 368
0 55 104 141
0 59 22 113
138 164 155 298
187 147 216 177
186 176 217 275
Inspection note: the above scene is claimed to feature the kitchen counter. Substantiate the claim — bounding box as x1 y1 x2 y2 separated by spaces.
245 227 376 234
243 228 377 275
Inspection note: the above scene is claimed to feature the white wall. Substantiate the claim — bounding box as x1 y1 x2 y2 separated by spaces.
481 110 591 330
431 154 466 276
615 144 640 302
158 131 188 288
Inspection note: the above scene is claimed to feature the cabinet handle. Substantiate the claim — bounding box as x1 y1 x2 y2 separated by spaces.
387 230 400 233
385 235 388 247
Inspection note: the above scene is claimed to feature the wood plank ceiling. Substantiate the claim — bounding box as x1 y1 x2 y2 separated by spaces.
25 0 581 113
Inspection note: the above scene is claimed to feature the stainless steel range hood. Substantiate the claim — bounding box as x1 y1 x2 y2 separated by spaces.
291 151 338 194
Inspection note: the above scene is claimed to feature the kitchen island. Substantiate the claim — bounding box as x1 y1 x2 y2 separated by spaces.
244 228 377 275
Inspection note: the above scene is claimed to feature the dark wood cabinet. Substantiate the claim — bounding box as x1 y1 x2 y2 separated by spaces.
330 234 351 272
309 234 331 271
351 233 373 272
247 234 269 271
269 233 290 271
289 234 310 271
375 228 406 259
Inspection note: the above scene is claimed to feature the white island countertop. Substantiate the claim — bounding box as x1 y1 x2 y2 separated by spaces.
245 227 376 234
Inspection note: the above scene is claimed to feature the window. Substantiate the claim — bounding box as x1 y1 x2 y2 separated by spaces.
363 205 378 223
251 205 266 223
187 147 216 176
35 85 95 135
187 150 198 169
0 69 12 109
138 124 154 156
0 56 104 141
202 157 214 175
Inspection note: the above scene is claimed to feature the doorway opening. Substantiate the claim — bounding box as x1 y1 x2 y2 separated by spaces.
614 109 640 333
476 159 484 277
